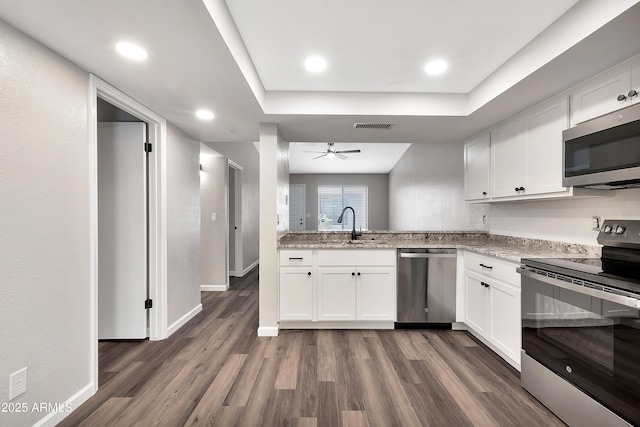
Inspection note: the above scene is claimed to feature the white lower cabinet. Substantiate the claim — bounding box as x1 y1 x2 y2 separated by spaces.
356 267 396 321
279 268 314 321
316 266 395 321
317 268 357 321
462 252 521 370
279 249 396 327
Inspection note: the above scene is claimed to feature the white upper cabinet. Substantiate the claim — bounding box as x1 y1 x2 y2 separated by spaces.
571 58 640 125
464 132 490 201
522 97 569 195
491 96 570 200
491 117 526 198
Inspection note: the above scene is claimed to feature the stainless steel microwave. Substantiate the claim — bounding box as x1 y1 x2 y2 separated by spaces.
563 102 640 189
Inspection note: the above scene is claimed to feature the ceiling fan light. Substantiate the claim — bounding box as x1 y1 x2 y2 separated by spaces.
326 151 336 159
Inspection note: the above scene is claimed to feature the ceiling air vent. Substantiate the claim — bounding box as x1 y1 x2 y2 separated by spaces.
353 122 394 129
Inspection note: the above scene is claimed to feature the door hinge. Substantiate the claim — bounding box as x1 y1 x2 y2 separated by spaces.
145 299 153 309
144 142 152 153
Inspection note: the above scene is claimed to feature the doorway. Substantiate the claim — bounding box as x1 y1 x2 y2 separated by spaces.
89 75 168 392
289 184 306 230
97 114 149 340
228 161 243 277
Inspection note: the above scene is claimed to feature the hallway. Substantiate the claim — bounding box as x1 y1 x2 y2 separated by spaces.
59 268 561 426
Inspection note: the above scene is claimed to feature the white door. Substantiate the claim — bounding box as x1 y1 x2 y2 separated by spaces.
289 184 306 230
98 122 148 339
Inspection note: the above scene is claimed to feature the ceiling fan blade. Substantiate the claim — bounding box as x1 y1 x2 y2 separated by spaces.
335 149 361 154
312 153 328 160
336 153 348 160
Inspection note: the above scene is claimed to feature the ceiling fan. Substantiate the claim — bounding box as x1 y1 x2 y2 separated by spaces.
305 142 361 160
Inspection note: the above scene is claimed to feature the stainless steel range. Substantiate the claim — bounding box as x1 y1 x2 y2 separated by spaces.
518 219 640 427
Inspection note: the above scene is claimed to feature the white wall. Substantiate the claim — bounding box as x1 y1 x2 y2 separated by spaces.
205 142 260 271
0 20 91 426
388 142 489 231
258 124 289 336
489 189 640 245
166 124 202 327
289 174 389 230
200 149 228 289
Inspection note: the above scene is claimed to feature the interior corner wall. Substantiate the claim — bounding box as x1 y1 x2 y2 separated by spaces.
258 124 289 335
166 124 202 327
289 174 389 230
204 142 260 272
200 153 228 289
0 20 92 426
388 141 488 231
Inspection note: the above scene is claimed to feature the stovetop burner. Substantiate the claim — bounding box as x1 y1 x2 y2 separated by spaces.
521 219 640 296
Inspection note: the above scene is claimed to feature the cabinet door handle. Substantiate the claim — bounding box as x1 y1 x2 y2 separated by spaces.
479 263 493 269
289 257 303 260
629 89 639 98
481 282 490 288
307 272 311 276
352 272 356 276
482 191 487 196
357 272 361 276
617 94 627 101
514 187 519 192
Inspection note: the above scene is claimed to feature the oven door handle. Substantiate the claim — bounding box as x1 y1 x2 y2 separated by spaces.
517 267 640 310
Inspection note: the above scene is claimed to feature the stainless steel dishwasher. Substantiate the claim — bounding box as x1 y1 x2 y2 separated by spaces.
396 248 457 327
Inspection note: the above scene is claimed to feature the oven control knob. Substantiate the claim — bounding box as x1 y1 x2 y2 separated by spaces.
615 225 626 235
603 225 613 234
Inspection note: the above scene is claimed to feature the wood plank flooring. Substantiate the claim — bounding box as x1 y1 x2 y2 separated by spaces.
59 268 564 426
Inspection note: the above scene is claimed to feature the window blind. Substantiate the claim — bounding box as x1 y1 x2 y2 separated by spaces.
318 185 368 231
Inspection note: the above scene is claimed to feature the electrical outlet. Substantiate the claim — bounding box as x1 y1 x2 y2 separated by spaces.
9 367 27 400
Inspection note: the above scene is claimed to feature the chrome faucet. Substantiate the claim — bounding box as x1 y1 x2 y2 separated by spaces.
337 206 361 240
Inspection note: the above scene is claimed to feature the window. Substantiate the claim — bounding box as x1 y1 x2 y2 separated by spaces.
318 186 368 231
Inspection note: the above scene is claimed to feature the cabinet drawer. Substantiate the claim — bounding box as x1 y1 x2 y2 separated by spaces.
280 250 313 266
464 251 520 287
317 249 396 267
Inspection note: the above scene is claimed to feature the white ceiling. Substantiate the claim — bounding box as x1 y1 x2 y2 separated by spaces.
226 0 579 93
1 1 640 174
289 142 411 174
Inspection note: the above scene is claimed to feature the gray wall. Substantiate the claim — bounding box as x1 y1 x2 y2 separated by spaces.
388 142 488 231
167 124 202 326
200 152 228 288
289 174 389 230
0 20 91 426
205 142 260 272
0 20 204 425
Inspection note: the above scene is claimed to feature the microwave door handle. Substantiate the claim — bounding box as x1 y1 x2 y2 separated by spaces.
518 267 640 310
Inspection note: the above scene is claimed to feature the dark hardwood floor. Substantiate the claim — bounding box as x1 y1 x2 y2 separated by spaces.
59 268 563 426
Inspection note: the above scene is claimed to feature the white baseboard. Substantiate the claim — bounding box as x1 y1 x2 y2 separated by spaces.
167 303 202 337
229 259 260 277
257 325 279 337
33 383 94 427
201 284 229 292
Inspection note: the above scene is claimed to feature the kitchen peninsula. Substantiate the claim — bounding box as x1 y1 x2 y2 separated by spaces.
278 230 600 370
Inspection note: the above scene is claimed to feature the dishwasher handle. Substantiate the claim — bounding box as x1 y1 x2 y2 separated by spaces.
399 252 456 258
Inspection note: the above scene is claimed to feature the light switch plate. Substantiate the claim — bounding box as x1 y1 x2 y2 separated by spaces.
211 213 217 222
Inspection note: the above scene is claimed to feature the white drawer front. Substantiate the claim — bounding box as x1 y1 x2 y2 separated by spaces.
280 250 313 266
317 249 396 267
464 251 520 287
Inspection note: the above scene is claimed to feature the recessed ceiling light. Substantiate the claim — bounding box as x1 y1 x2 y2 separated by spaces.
115 42 148 61
424 59 448 75
304 56 327 72
196 109 215 120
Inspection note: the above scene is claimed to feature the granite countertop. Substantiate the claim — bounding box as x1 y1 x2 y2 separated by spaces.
278 231 601 263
